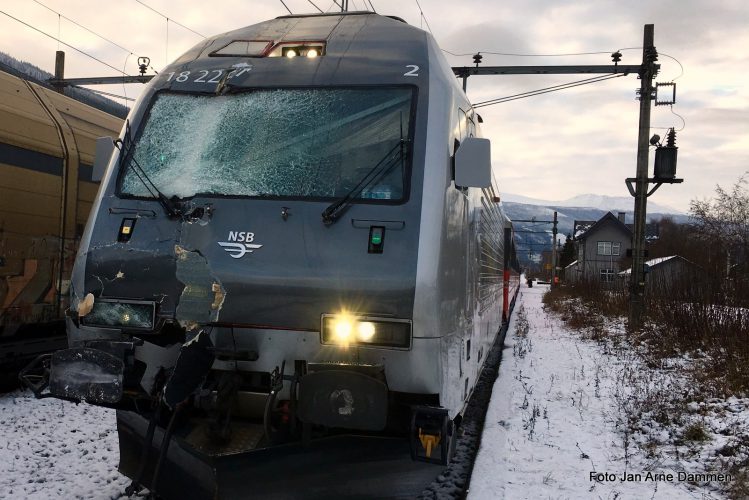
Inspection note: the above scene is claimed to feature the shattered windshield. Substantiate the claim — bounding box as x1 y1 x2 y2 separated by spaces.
119 87 414 200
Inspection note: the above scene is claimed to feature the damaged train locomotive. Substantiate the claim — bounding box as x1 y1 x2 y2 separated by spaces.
22 11 521 497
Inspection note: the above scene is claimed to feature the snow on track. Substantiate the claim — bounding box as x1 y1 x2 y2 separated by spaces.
0 390 130 499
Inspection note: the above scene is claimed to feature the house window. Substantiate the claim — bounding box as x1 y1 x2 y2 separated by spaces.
600 269 615 282
597 241 621 256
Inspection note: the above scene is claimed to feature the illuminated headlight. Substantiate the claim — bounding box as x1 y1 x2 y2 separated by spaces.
279 44 325 58
81 299 155 330
321 314 411 349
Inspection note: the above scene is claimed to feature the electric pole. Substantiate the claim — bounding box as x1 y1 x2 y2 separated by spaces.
628 25 658 330
53 51 65 94
551 211 558 287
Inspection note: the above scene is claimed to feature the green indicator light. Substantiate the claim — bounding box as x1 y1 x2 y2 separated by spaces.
368 226 385 253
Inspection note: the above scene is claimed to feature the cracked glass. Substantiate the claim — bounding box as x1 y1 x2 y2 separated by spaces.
85 301 154 329
120 88 414 200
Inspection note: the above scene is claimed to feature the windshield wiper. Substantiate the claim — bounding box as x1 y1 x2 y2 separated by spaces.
115 120 183 219
321 138 408 225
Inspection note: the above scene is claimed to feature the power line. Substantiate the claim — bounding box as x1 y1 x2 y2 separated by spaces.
307 0 324 13
473 73 625 108
279 0 293 14
474 74 615 107
659 52 684 81
443 48 623 58
413 0 432 33
74 85 135 101
616 47 684 82
134 0 206 38
0 10 130 76
31 0 141 57
367 0 377 12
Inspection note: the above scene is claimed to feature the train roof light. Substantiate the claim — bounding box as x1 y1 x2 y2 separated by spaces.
270 42 326 58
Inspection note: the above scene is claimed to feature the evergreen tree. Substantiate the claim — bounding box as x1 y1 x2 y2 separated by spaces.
558 234 576 268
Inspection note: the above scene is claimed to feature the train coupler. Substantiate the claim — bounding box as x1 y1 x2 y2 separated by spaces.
409 406 452 465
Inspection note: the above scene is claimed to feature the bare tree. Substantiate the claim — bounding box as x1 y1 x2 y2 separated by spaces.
689 174 749 304
689 174 749 253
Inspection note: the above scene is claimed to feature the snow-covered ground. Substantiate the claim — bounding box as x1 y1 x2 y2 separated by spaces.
0 392 130 499
469 284 746 499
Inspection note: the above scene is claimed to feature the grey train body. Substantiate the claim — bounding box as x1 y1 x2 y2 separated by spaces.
43 12 519 474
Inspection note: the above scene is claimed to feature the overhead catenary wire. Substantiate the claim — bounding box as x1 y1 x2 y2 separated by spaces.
443 49 618 58
134 0 206 38
31 0 142 57
473 73 626 108
413 0 433 34
473 74 623 107
279 0 293 14
74 85 136 102
0 10 131 76
307 0 324 13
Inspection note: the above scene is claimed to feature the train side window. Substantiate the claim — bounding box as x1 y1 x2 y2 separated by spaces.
450 106 463 181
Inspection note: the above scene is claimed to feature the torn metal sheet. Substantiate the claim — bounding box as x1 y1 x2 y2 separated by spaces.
164 329 215 409
174 245 226 329
134 342 181 394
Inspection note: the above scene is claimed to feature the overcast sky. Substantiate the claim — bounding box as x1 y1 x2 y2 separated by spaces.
2 0 747 213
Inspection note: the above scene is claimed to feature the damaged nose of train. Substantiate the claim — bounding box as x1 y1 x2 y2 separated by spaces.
20 329 216 409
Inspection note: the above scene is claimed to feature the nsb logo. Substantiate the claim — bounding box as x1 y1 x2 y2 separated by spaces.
218 231 262 259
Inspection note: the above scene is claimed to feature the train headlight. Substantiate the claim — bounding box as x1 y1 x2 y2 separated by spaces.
81 299 155 330
357 322 376 341
277 44 325 58
321 314 411 349
332 316 354 343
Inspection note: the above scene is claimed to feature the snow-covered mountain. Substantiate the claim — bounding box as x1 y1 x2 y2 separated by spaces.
501 192 682 215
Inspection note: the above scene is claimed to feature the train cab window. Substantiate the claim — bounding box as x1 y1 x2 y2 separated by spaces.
210 40 272 57
119 87 414 201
